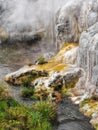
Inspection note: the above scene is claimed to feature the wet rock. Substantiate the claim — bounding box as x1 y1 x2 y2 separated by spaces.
5 63 82 101
34 68 82 89
90 113 98 127
5 65 48 85
33 67 82 100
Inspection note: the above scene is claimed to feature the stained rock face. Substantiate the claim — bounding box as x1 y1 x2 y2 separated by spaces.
56 0 98 47
78 23 98 70
4 43 80 100
5 66 48 85
56 1 98 127
76 23 98 98
33 68 82 89
55 4 98 127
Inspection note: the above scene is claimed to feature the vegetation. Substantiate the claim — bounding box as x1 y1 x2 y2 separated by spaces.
37 56 47 65
32 100 57 121
79 98 91 108
0 82 57 130
20 74 37 87
94 124 98 130
20 88 35 98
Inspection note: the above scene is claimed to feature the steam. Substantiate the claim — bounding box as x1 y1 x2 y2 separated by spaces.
0 0 67 38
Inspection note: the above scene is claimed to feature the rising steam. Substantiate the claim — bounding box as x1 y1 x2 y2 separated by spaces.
0 0 67 40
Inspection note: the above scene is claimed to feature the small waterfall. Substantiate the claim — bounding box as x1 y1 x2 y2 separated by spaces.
87 50 95 81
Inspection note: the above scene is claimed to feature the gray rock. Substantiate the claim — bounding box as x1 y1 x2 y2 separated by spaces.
78 23 98 73
5 65 48 85
4 63 82 100
76 22 98 98
87 11 97 27
34 67 82 91
56 0 98 47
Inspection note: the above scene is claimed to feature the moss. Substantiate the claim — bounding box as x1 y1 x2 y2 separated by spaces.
94 124 98 130
49 42 78 63
50 64 66 72
20 88 34 98
79 98 91 108
79 98 98 120
0 83 12 101
37 56 47 65
34 86 53 100
20 75 34 87
33 43 78 73
35 62 66 73
61 43 78 50
14 70 48 86
19 73 39 86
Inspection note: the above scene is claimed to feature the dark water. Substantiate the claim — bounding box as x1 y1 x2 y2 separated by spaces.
0 41 56 79
0 42 43 77
0 42 95 130
53 98 95 130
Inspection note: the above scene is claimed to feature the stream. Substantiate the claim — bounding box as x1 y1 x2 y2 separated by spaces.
54 98 95 130
0 42 95 130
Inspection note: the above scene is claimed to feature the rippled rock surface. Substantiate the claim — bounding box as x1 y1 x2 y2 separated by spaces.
56 0 98 47
75 22 98 99
56 0 98 101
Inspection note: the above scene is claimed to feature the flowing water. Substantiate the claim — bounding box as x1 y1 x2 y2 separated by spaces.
54 98 95 130
0 41 95 130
